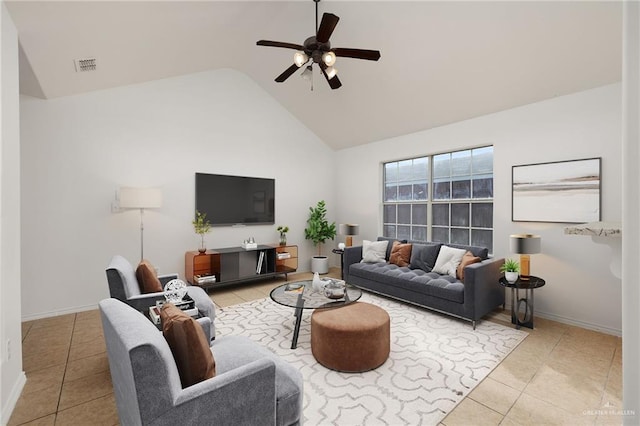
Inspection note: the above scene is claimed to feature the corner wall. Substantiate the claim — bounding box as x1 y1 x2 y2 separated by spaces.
335 83 622 335
1 2 25 423
19 69 335 319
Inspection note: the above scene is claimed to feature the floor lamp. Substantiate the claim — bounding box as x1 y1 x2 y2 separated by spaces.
119 187 162 262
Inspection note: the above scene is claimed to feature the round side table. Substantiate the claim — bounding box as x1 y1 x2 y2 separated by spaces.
499 275 545 329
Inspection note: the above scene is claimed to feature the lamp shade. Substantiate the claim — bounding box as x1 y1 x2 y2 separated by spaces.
119 187 162 209
339 224 360 236
510 234 541 254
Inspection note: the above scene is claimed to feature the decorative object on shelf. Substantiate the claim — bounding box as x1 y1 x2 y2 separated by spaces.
256 0 381 90
192 210 212 254
339 223 359 247
305 200 337 274
163 278 188 304
510 234 541 281
512 157 601 223
323 279 346 299
277 225 290 245
117 187 162 262
500 259 520 284
242 237 258 250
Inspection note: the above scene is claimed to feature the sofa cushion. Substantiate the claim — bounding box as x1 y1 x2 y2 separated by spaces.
361 240 389 263
136 260 163 294
349 262 464 303
161 303 216 388
389 241 412 267
409 243 442 272
376 237 406 260
447 243 489 260
433 245 467 278
457 251 482 281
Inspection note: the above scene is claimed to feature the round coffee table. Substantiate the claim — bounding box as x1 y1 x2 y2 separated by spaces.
270 280 362 349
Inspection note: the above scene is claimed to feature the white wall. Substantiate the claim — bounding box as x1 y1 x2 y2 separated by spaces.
335 83 622 335
0 2 25 423
19 69 335 320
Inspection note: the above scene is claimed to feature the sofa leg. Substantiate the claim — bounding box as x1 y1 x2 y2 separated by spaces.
472 320 476 330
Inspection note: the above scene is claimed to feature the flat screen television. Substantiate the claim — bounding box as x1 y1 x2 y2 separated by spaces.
195 173 275 226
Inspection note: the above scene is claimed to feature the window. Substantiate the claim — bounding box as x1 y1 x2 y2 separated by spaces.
383 146 493 252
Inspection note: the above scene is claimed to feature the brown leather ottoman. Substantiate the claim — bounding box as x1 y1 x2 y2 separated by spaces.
310 302 390 372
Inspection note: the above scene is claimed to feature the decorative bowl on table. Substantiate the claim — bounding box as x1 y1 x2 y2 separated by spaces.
323 280 346 299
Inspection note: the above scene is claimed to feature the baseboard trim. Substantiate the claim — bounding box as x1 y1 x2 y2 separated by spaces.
21 303 98 322
535 309 622 337
1 370 26 425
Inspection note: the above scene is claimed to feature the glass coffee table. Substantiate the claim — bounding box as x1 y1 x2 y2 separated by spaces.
270 280 362 349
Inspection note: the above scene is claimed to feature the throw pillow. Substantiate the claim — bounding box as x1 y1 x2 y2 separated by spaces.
432 245 467 278
409 243 442 272
161 303 216 388
360 240 389 263
456 251 482 281
389 241 412 267
136 260 163 294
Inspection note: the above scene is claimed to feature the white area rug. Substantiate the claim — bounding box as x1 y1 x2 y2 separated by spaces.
215 293 527 425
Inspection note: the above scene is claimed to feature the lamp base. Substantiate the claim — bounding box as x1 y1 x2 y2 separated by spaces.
520 254 531 280
346 236 353 247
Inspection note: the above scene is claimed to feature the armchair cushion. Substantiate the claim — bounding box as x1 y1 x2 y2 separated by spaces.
161 303 216 387
136 260 163 293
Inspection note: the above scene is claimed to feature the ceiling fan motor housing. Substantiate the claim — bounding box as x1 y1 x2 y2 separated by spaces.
304 36 331 63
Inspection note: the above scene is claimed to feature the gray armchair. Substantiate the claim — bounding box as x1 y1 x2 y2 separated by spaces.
99 298 303 426
105 255 216 338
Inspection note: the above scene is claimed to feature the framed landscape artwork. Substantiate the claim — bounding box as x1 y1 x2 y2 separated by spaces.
512 157 601 223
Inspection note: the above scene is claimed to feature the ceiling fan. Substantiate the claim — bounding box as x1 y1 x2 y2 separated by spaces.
256 0 381 90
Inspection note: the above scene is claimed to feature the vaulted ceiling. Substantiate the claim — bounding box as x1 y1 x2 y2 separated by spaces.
6 1 622 150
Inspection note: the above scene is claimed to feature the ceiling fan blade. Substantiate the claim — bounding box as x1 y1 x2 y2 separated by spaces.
320 63 342 90
275 64 300 83
257 40 305 50
316 13 340 43
333 48 381 61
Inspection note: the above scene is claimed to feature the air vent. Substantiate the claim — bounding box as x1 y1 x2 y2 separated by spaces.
74 58 97 72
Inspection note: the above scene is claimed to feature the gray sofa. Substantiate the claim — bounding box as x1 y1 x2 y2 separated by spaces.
343 237 505 328
99 298 303 425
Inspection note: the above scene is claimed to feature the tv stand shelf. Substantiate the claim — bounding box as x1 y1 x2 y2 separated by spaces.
185 244 298 290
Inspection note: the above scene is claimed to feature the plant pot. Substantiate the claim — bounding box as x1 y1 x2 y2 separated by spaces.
505 271 519 284
311 256 329 274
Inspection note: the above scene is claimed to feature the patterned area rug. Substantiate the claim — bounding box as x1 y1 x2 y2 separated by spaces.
215 292 527 425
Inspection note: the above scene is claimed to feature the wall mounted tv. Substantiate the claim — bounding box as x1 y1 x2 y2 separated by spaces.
195 173 275 226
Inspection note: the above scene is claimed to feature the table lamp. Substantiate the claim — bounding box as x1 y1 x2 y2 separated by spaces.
510 234 541 280
119 187 162 261
339 224 359 247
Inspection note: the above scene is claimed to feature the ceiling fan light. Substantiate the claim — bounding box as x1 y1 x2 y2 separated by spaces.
301 65 313 81
322 51 336 66
293 51 308 67
325 66 337 80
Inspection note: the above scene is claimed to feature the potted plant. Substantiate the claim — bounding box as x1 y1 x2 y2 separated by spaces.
304 200 337 274
500 259 520 284
192 210 212 254
277 225 289 245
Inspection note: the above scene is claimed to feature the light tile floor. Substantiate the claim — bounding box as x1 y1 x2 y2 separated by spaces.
11 268 623 425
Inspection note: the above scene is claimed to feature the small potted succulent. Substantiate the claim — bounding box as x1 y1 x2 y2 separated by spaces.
500 259 520 284
277 225 289 245
192 210 212 253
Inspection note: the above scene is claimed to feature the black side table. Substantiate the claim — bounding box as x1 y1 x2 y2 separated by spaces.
332 248 345 279
499 275 546 329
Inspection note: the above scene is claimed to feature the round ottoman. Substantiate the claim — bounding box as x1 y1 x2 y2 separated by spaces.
311 302 390 372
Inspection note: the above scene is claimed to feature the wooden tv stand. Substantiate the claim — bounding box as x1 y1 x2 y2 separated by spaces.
185 244 298 290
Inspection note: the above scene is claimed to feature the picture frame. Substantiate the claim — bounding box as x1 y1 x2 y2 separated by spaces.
512 157 601 223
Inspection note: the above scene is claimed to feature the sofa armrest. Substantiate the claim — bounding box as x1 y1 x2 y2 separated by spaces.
125 292 167 312
164 358 277 424
463 257 505 321
195 317 213 344
343 246 363 282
